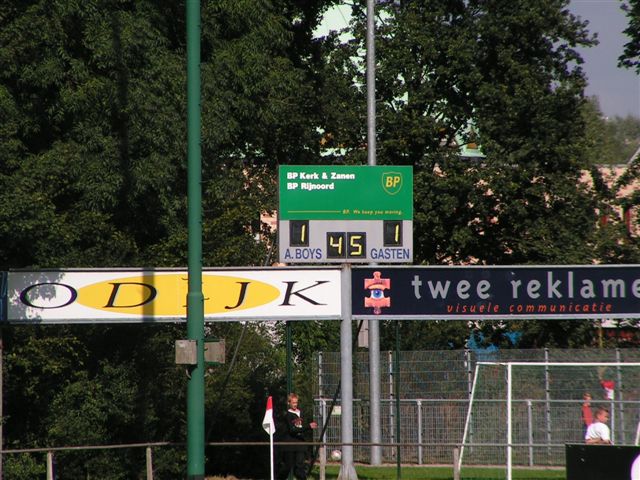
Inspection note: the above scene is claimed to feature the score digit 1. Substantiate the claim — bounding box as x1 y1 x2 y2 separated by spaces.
290 220 309 246
383 220 402 246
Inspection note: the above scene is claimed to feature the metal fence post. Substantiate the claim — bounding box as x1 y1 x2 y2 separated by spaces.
527 400 533 467
544 350 552 459
616 348 625 444
465 350 474 454
46 451 54 480
318 352 324 398
417 400 423 465
319 444 326 480
146 446 153 480
453 447 460 480
321 398 327 463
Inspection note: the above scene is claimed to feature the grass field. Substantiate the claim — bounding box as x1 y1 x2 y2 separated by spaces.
309 465 566 480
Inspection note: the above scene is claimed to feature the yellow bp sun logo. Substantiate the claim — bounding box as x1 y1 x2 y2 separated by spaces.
381 172 403 195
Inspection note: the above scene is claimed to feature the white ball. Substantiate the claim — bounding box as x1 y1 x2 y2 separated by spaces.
330 449 342 461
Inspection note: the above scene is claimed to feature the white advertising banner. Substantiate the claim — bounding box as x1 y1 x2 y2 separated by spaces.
6 268 342 324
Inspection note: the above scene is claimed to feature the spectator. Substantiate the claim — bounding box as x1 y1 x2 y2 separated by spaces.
581 392 593 435
585 407 611 445
277 393 317 480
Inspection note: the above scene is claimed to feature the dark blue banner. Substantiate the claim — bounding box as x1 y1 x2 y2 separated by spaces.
352 266 640 319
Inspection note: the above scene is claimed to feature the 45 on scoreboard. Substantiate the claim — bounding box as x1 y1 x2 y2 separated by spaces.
278 165 413 264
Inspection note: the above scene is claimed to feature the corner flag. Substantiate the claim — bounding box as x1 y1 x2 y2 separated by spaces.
262 396 275 435
262 396 276 480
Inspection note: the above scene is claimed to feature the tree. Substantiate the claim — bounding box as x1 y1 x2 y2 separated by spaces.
608 115 640 161
620 0 640 73
0 0 186 268
582 98 625 166
320 0 601 262
317 0 625 347
0 0 335 478
1 0 639 476
580 98 640 266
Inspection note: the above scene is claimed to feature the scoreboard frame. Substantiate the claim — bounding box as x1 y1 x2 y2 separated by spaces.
278 165 413 264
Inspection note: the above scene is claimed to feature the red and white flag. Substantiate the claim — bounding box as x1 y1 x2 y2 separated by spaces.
601 380 615 400
262 396 275 435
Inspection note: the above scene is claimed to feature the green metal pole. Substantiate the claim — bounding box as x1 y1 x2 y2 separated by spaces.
286 321 293 480
286 321 293 394
186 1 205 479
395 321 401 480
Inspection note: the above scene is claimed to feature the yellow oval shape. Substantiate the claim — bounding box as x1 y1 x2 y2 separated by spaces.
77 274 280 316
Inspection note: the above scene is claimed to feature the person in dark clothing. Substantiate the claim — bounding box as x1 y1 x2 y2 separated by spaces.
276 392 317 480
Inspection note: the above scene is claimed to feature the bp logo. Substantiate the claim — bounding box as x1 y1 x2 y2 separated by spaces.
381 172 403 195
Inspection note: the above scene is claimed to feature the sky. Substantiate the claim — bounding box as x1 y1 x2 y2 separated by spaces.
319 2 640 119
570 0 640 118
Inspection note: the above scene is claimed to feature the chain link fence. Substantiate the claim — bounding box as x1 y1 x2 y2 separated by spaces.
313 349 640 467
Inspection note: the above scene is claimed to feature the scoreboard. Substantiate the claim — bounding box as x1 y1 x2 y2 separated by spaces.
278 165 413 264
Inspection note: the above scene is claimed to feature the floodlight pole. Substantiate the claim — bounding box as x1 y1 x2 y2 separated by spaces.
366 0 382 466
186 1 205 479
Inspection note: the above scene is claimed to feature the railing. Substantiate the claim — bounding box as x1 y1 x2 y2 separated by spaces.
4 398 639 479
314 397 640 467
2 442 169 480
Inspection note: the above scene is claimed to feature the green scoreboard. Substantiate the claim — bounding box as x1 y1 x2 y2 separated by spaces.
278 165 413 264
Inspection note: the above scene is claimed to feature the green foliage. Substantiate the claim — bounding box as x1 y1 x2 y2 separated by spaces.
1 0 640 477
582 98 624 165
620 0 640 72
0 0 186 267
583 97 640 165
608 114 640 161
4 453 46 480
380 320 471 351
320 0 634 347
321 0 603 265
0 0 338 474
4 328 88 446
203 322 291 477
